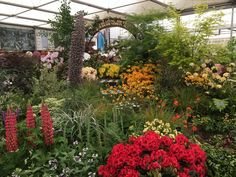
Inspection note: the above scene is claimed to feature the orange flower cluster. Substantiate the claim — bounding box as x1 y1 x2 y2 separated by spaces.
5 109 18 152
120 64 158 100
170 99 198 133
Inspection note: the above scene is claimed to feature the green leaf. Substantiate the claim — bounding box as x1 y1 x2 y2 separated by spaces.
212 98 228 111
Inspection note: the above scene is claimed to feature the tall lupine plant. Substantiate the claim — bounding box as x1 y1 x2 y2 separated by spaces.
26 105 36 146
40 104 54 146
68 11 85 86
1 108 20 127
5 109 18 152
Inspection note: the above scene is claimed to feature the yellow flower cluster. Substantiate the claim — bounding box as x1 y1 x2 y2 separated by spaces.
185 63 235 89
143 119 179 138
120 64 158 100
81 67 97 81
98 64 120 79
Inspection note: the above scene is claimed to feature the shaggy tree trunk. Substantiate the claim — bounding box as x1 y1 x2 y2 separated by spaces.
68 11 85 86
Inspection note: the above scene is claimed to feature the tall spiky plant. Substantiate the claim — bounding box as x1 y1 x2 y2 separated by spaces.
68 11 85 86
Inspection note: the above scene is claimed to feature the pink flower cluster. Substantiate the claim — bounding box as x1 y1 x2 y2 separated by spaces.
26 105 36 146
5 109 18 152
4 104 54 152
99 131 206 177
40 104 54 146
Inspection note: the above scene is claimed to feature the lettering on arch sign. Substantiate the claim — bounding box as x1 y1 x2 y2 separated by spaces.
86 17 142 42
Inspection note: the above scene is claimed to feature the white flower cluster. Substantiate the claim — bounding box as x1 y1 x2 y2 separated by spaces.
143 119 179 138
73 147 98 176
48 159 58 170
81 67 97 81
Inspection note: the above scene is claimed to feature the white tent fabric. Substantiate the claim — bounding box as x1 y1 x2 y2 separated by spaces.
0 0 234 28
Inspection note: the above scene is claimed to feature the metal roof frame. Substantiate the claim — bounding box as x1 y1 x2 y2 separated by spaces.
0 0 234 29
181 1 235 15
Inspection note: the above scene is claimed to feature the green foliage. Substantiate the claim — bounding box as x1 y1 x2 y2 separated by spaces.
10 142 99 177
53 106 102 144
203 143 236 177
157 59 184 90
212 98 228 112
207 44 231 64
118 11 169 67
49 0 74 62
193 114 236 134
0 91 28 112
227 37 236 61
156 5 224 68
31 68 67 101
62 81 104 111
33 97 65 115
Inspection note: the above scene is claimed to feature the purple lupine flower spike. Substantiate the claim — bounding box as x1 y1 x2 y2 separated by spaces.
1 111 6 127
15 108 20 120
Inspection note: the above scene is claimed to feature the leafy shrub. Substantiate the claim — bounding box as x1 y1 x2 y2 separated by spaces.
0 52 40 94
156 5 224 68
31 67 67 104
10 144 100 177
203 143 236 177
62 81 104 111
118 11 168 67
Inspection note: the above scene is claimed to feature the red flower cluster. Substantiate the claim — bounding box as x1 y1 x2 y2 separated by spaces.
173 99 180 107
5 109 18 152
26 105 36 146
40 104 54 146
98 131 206 177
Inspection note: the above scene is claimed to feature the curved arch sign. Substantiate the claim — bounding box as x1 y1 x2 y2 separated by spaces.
86 17 142 42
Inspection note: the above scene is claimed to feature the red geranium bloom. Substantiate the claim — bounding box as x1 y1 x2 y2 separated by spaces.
98 131 206 177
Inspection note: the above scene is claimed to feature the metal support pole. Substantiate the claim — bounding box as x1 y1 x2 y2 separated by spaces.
230 6 234 39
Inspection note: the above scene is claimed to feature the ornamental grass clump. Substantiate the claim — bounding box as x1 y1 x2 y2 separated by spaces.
99 131 206 177
5 109 18 152
40 104 54 146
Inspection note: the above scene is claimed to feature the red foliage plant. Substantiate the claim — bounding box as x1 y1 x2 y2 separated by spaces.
98 131 206 177
5 109 18 152
40 104 54 146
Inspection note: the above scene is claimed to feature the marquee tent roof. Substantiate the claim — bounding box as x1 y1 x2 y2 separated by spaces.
0 0 235 29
